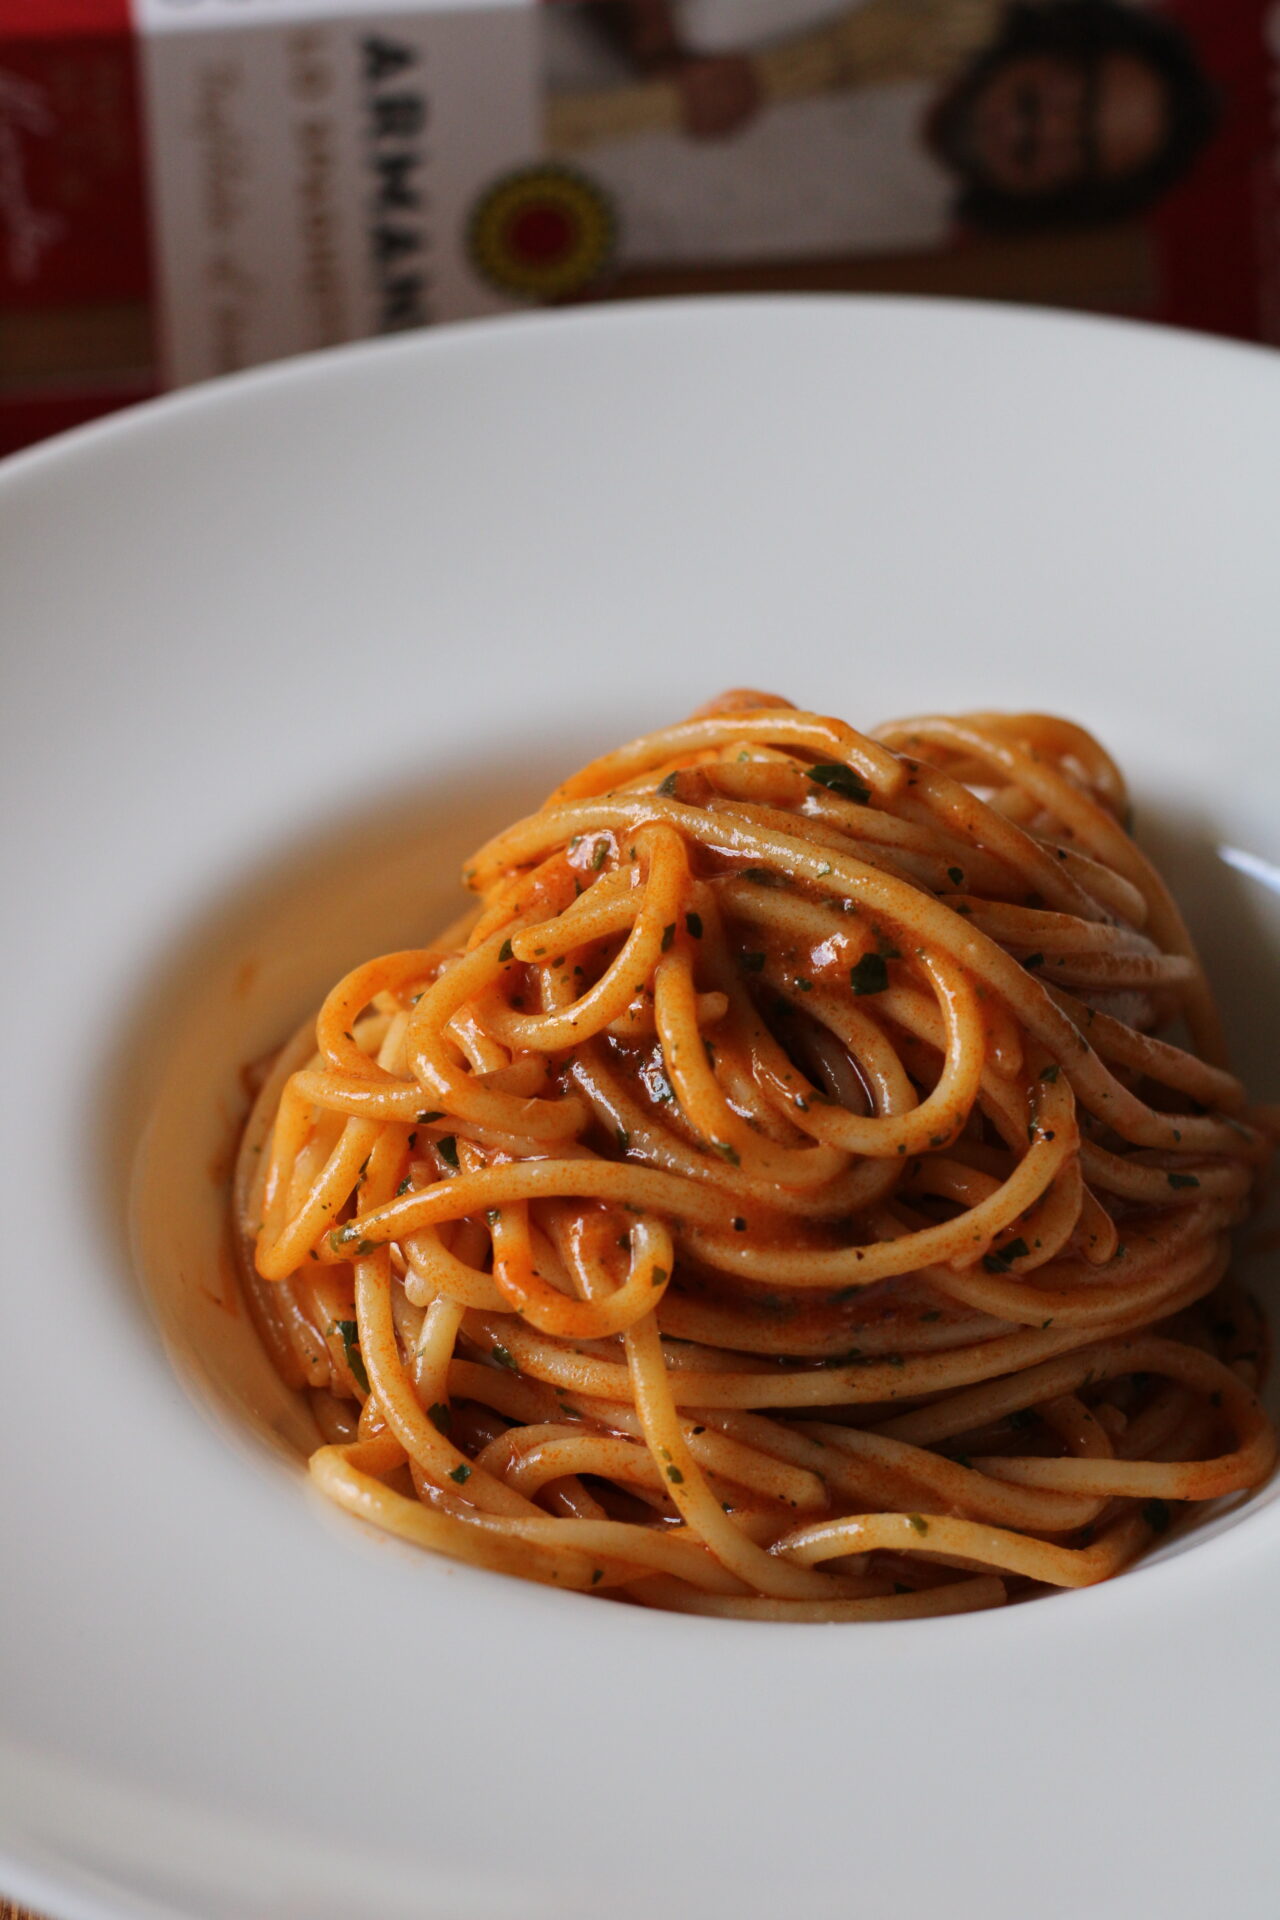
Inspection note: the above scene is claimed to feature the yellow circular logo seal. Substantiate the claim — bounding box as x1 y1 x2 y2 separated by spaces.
468 166 616 301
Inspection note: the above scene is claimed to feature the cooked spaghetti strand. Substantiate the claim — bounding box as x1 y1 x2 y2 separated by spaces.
236 696 1275 1618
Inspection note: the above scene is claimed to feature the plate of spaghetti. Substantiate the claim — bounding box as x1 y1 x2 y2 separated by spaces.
2 299 1279 1920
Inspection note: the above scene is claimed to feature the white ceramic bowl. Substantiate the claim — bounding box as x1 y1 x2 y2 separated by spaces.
2 299 1278 1920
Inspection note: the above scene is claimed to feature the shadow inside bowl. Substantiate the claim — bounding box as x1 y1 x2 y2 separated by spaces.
106 748 578 1470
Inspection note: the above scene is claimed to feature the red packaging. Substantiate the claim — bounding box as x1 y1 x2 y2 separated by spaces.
1 0 1276 458
0 0 151 306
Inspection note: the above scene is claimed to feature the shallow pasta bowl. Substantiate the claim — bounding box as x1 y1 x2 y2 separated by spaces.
2 298 1278 1920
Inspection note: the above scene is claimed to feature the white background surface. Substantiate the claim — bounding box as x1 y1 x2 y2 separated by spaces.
1 299 1278 1919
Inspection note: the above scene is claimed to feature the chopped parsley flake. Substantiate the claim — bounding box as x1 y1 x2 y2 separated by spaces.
1039 1064 1061 1082
332 1320 369 1394
661 923 676 952
491 1344 518 1371
1023 952 1046 971
685 912 703 939
498 939 513 962
666 1465 685 1484
1167 1172 1200 1190
947 867 964 885
436 1135 460 1169
448 1464 472 1485
906 1514 929 1535
983 1236 1030 1274
428 1402 452 1434
806 763 871 805
849 952 889 996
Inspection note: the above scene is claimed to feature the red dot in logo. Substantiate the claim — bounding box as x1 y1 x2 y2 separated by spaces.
505 203 575 265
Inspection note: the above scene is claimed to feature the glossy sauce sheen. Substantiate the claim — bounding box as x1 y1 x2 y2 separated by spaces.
232 696 1277 1621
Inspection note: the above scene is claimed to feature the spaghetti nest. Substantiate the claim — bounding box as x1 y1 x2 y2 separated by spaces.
236 694 1276 1621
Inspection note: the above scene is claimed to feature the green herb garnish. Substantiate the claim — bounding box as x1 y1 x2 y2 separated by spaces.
982 1236 1030 1274
332 1320 369 1394
806 764 871 804
849 953 889 995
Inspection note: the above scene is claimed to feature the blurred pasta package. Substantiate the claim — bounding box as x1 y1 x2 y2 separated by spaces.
2 0 1277 451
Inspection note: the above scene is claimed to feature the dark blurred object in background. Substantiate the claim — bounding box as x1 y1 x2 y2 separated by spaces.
1 0 1275 456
